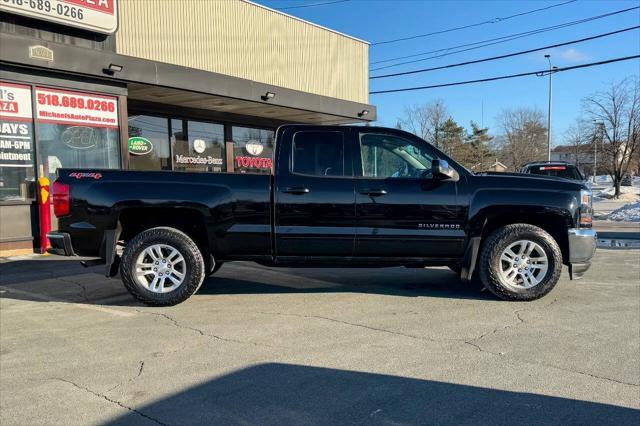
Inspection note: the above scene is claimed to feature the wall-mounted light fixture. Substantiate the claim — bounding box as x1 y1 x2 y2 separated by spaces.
103 63 124 76
261 91 276 101
358 109 370 117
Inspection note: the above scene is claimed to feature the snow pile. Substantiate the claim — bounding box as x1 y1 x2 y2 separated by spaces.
607 201 640 222
594 175 612 184
593 185 640 202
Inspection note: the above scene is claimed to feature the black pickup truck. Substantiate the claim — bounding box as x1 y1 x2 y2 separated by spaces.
48 125 596 306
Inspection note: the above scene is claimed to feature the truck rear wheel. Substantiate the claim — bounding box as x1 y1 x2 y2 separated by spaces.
120 227 205 306
479 224 562 301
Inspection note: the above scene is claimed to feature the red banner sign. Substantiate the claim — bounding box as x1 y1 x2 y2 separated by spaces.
35 87 118 128
0 0 118 34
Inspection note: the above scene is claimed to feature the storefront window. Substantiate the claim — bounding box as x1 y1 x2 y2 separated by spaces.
0 82 36 202
232 126 274 174
128 115 171 171
34 87 120 185
173 120 225 172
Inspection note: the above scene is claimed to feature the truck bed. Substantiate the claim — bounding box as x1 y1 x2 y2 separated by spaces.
55 169 272 258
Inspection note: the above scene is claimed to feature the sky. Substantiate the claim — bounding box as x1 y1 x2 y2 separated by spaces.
257 0 640 146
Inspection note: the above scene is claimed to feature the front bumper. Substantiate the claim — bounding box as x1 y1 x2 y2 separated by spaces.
47 232 76 256
567 228 597 279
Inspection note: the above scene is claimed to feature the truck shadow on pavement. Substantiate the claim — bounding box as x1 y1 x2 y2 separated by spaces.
105 363 639 425
0 257 493 307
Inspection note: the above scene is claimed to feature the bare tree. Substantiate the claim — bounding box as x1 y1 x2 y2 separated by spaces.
399 99 448 148
563 121 588 171
583 77 640 197
496 107 548 171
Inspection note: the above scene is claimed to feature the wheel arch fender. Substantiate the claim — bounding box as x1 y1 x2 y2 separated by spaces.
103 204 213 277
461 193 575 280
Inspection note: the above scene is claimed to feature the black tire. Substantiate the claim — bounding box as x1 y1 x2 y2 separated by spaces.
479 224 562 301
120 227 205 306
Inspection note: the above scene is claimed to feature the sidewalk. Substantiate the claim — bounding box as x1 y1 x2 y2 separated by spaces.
594 220 640 240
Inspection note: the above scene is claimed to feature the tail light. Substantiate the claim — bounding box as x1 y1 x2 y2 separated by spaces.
52 181 70 217
578 189 593 227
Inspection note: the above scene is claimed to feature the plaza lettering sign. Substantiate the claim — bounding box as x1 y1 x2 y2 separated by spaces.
0 82 35 168
0 0 118 35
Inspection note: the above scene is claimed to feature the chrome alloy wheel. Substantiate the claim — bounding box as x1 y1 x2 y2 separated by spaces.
499 240 549 289
135 244 186 293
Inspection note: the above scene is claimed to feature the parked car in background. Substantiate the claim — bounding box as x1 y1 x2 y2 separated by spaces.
621 175 633 186
521 162 590 186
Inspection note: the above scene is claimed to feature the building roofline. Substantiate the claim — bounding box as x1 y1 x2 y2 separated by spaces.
242 0 370 45
0 32 376 122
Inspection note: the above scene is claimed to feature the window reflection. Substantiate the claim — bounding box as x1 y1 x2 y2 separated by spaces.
232 126 274 174
37 123 120 183
128 115 171 171
173 120 225 172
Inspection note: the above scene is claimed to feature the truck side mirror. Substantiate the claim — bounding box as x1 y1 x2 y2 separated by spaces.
431 159 460 182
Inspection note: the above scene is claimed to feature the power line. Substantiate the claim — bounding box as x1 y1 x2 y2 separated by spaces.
370 55 640 94
371 0 577 46
370 6 640 70
274 0 350 11
370 26 640 79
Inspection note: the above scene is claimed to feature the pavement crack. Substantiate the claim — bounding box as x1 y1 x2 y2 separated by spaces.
472 350 640 387
135 310 276 348
53 377 167 426
57 276 89 302
467 297 560 346
254 311 441 343
106 360 145 393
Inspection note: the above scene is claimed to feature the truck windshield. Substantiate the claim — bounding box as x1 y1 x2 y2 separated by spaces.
528 165 584 180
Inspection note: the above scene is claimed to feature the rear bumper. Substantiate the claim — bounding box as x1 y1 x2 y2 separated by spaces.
47 232 76 256
567 228 597 279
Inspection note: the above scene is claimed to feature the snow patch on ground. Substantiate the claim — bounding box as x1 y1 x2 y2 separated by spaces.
593 185 640 202
607 202 640 222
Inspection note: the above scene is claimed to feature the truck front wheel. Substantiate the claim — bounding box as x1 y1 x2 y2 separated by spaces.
120 227 205 306
479 224 562 301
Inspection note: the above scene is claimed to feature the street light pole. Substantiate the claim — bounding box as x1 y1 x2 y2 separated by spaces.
590 124 597 183
592 121 603 183
544 55 556 162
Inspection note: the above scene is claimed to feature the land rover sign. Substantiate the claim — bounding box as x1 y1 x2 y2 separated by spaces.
128 137 153 156
0 0 118 35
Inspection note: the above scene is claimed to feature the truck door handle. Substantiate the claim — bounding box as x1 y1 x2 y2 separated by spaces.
284 187 310 195
360 189 388 196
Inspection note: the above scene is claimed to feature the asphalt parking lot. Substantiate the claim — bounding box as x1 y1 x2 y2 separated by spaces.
1 249 639 425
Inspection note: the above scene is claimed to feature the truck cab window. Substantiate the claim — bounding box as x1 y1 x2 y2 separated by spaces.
359 133 434 179
292 131 344 177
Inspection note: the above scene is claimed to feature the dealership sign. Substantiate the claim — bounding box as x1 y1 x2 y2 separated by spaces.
128 137 152 155
35 87 118 128
245 140 264 156
0 82 34 168
0 0 118 35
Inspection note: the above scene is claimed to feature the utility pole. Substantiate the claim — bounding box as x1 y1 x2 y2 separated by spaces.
592 120 604 183
544 55 557 162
